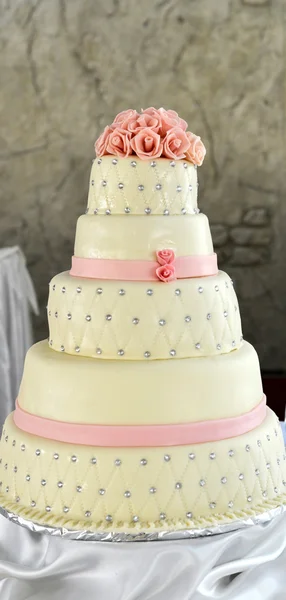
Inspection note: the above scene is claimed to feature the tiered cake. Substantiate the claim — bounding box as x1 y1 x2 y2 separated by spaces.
0 108 285 534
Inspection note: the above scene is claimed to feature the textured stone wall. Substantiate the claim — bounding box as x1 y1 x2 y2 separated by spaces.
0 0 285 369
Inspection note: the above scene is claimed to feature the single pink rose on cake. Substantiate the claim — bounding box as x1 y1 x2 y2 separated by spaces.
106 128 132 158
130 128 163 160
112 109 139 130
156 264 176 282
185 132 206 166
156 249 175 265
163 127 190 160
128 112 161 134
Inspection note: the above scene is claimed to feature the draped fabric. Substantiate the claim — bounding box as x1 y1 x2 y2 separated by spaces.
0 512 284 599
0 247 38 426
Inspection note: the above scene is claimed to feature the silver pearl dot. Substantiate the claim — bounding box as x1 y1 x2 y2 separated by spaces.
90 457 97 464
207 313 211 320
175 289 181 296
170 160 175 167
255 468 260 476
41 479 47 486
114 459 121 466
26 474 31 481
11 440 15 447
169 349 176 357
31 500 36 507
186 511 193 519
274 487 278 494
209 502 216 509
247 496 252 503
277 458 281 466
63 506 69 513
131 160 137 167
183 162 188 169
85 315 91 322
144 351 151 358
228 449 234 457
118 183 124 189
257 440 261 447
97 158 102 164
160 512 166 520
163 209 169 215
188 184 193 191
13 466 17 473
67 313 72 320
132 317 139 325
149 486 156 494
99 488 105 495
49 340 53 346
199 479 206 487
140 458 147 466
112 158 118 165
124 207 131 213
62 286 66 293
76 485 82 493
221 477 227 484
224 310 228 318
150 160 156 167
145 207 151 214
119 288 125 296
35 449 41 456
245 445 251 452
209 452 216 460
185 315 191 323
266 462 270 469
228 501 234 509
94 208 98 215
138 184 144 191
175 482 182 489
176 185 182 192
238 473 244 480
60 345 65 352
71 455 78 463
181 208 186 214
105 209 111 215
262 491 267 498
117 349 125 356
147 289 153 296
164 454 171 462
155 183 162 190
5 486 9 492
274 429 278 437
102 180 107 187
21 444 25 451
57 481 64 488
216 344 221 351
85 511 91 518
232 340 236 347
132 515 139 523
16 496 20 503
54 311 58 318
195 343 201 350
106 314 112 321
52 284 56 291
105 515 113 522
124 490 131 498
53 453 59 460
4 464 7 470
96 348 102 355
198 286 203 293
189 453 196 460
46 506 52 513
48 310 51 316
76 286 82 294
97 287 103 295
215 285 219 292
225 281 229 288
266 435 270 441
75 346 80 353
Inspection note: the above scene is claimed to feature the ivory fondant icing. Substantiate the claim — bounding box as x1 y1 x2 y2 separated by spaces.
0 107 285 534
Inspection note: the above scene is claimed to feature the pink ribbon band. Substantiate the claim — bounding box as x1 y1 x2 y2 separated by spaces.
14 396 266 448
70 253 218 281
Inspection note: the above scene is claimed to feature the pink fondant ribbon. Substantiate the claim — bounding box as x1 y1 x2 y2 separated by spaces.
13 396 266 447
70 253 218 281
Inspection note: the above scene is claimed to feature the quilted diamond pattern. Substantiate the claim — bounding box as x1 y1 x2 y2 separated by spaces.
48 271 242 360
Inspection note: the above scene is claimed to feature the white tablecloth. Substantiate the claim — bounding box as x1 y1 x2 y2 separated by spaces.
0 510 285 600
0 247 38 426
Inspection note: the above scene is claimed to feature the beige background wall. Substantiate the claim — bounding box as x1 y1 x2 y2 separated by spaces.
0 0 285 369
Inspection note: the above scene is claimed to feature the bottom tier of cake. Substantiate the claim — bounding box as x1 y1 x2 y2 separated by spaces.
0 409 285 532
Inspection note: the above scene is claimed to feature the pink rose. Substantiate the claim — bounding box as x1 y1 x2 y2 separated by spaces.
128 113 161 134
156 264 176 282
185 132 206 166
158 108 188 135
130 128 163 160
94 126 113 157
163 127 190 160
111 109 139 131
106 127 132 158
156 249 175 265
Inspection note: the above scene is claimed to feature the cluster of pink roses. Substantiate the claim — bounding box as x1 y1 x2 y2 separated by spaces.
95 107 206 166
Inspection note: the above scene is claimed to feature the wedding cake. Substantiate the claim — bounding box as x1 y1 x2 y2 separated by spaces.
0 108 285 534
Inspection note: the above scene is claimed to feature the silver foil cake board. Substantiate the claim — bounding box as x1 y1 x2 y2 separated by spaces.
0 503 285 542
